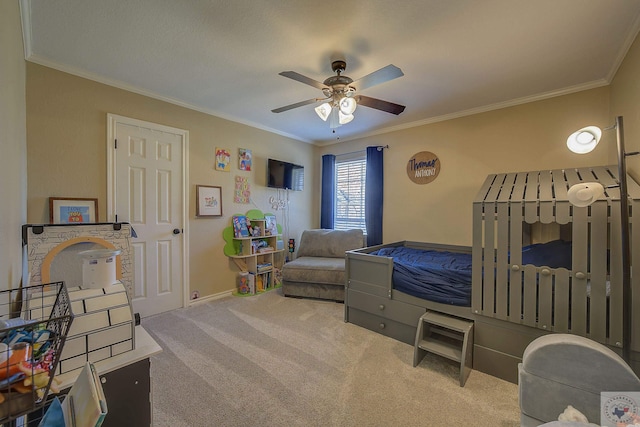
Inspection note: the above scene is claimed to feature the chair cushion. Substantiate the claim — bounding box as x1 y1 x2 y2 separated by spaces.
282 257 346 285
296 229 364 258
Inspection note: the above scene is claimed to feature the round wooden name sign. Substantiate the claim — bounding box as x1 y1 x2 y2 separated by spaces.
406 151 440 184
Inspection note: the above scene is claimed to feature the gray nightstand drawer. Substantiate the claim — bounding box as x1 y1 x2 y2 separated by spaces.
347 288 425 326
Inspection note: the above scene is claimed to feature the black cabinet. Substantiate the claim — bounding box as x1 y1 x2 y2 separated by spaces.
100 358 151 427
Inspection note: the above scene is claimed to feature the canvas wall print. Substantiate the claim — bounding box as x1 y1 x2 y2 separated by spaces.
239 148 252 171
215 147 231 172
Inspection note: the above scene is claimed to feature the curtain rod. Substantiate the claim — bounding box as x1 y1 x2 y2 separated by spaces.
335 149 365 157
331 145 390 157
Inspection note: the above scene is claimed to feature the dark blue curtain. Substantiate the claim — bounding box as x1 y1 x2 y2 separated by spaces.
320 154 336 229
365 146 384 246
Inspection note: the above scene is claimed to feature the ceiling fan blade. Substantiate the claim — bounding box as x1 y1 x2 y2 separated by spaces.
356 95 406 115
351 64 404 92
278 71 327 90
271 98 319 113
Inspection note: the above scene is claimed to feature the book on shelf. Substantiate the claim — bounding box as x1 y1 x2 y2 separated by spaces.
232 215 250 238
62 362 108 427
257 262 272 273
264 214 277 236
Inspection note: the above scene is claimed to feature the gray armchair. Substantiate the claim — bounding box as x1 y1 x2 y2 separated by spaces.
519 334 640 426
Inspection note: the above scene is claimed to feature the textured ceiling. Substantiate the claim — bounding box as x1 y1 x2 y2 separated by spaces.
21 0 640 144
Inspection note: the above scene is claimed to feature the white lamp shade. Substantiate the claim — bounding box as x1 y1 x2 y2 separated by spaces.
567 182 605 207
315 103 332 121
339 111 354 124
339 97 357 115
566 126 602 154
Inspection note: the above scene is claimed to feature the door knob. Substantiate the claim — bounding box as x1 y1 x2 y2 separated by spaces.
173 228 181 235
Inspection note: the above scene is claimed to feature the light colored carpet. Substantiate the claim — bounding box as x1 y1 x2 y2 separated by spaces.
143 290 520 427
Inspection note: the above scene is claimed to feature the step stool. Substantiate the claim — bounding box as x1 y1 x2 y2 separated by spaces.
413 311 474 387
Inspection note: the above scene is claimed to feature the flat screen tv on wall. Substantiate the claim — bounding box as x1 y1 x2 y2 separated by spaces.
267 158 304 191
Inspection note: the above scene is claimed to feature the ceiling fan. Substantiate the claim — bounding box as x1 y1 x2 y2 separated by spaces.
271 59 406 128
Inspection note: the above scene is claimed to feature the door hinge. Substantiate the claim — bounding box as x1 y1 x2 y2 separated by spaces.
114 139 117 149
115 214 118 222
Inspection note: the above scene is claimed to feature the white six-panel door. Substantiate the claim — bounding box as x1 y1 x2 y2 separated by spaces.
107 114 188 318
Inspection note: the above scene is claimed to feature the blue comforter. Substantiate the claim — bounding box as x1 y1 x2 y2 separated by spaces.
371 246 472 306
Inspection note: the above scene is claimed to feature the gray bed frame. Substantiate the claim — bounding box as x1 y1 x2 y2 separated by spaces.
345 240 542 383
345 240 472 319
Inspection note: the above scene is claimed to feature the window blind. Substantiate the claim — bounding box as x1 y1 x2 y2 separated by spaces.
335 158 366 231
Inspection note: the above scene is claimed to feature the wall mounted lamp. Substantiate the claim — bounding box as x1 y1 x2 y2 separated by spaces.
566 116 638 363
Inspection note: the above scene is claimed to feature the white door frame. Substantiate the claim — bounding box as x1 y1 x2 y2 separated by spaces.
106 113 190 312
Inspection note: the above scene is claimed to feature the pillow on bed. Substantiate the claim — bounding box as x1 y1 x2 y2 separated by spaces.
521 239 572 269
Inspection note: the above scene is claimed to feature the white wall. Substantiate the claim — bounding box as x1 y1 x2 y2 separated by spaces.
0 1 27 291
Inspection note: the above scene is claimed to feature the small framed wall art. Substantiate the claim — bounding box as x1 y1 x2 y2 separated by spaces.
196 185 223 217
49 197 99 224
238 148 252 171
215 147 231 172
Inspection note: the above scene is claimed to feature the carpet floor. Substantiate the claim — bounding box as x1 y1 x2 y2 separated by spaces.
142 289 520 427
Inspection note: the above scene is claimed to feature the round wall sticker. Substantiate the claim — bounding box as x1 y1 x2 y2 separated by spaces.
407 151 440 184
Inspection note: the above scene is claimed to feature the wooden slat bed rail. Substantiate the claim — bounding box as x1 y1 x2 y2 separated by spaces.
472 166 640 352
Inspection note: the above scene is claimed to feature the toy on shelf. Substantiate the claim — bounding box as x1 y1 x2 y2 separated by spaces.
237 272 256 295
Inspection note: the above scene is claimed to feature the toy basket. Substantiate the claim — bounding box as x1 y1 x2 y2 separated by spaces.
0 281 73 422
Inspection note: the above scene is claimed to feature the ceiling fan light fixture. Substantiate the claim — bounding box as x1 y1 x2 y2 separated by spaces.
339 111 354 125
273 60 406 131
315 102 332 121
339 96 357 115
344 86 356 97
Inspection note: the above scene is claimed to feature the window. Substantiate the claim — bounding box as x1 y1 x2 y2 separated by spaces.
334 154 366 232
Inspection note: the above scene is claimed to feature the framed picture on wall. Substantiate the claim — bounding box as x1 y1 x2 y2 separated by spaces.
196 185 223 217
49 197 99 224
238 148 252 171
215 147 231 172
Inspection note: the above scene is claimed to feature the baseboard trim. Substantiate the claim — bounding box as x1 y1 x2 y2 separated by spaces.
188 289 234 306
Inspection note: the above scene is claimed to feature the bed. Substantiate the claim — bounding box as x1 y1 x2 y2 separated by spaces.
344 237 604 383
364 239 572 307
345 241 475 347
345 165 640 382
344 239 572 333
